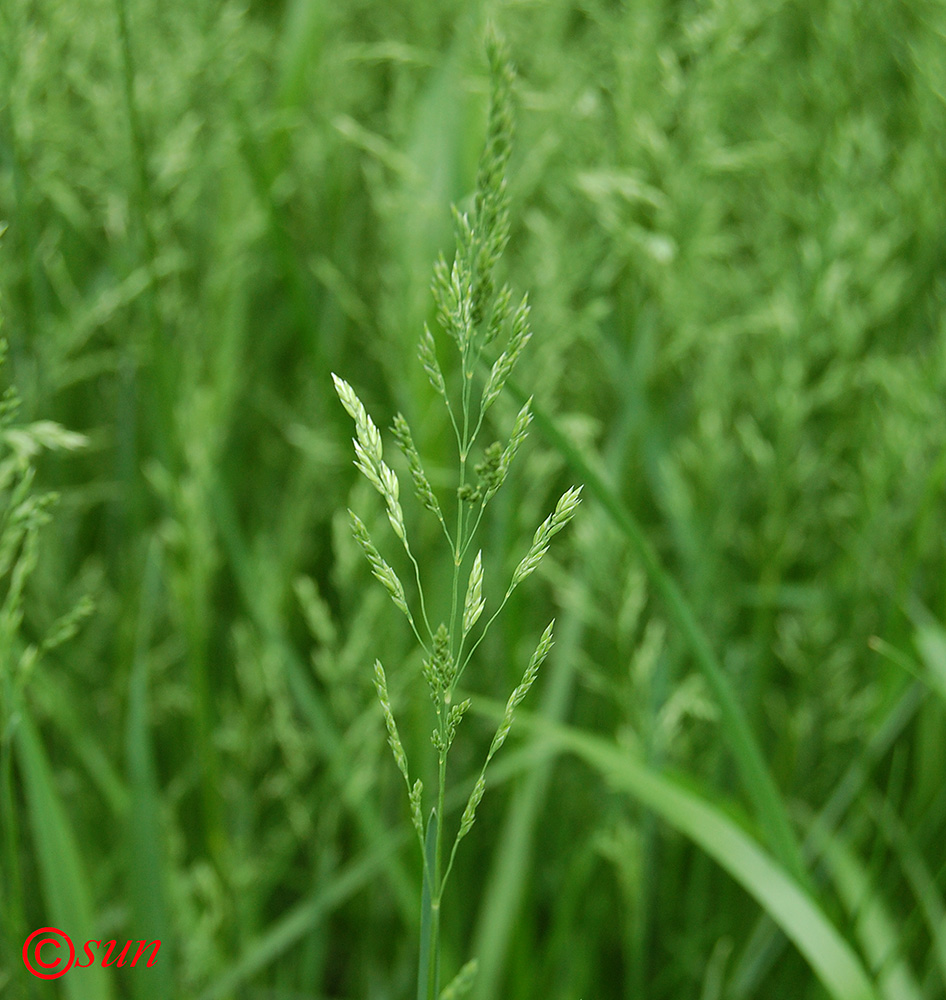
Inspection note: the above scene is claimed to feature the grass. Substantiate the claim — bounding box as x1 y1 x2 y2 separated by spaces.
1 0 946 998
332 38 581 999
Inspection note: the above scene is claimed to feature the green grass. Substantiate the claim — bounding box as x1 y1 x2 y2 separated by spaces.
2 0 946 998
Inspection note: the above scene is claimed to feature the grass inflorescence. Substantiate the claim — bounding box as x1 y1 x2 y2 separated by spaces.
333 34 580 1000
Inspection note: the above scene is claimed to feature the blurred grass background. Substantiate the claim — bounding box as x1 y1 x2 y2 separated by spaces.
2 0 946 998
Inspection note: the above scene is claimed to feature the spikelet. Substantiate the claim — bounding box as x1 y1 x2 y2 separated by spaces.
374 660 424 841
480 294 531 416
374 659 410 784
506 486 583 597
487 620 555 759
456 621 555 845
419 325 448 399
392 413 443 522
462 551 485 636
348 510 412 623
485 398 533 503
333 374 409 548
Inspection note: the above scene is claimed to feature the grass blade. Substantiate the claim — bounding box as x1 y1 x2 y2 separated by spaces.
866 791 946 994
728 681 926 997
808 819 922 1000
911 612 946 706
16 708 114 1000
126 541 174 1000
479 702 879 1000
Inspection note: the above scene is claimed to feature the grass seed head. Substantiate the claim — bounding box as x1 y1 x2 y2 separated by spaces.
462 550 485 636
332 373 382 466
392 413 443 520
373 659 410 783
485 398 533 504
471 28 515 323
480 293 531 417
488 619 555 759
348 510 411 621
484 283 512 345
419 325 448 399
332 35 582 966
507 485 583 596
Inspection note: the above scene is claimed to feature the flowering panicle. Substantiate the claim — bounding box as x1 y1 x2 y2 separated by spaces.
331 32 581 1000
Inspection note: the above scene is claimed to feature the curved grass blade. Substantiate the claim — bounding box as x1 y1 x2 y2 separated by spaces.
477 702 879 1000
807 819 921 1000
16 708 114 1000
728 682 926 997
126 541 174 1000
867 790 946 993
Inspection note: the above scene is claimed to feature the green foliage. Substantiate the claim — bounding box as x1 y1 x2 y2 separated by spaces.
0 336 94 994
1 1 946 999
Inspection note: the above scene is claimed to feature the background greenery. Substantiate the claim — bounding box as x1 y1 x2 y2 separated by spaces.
2 0 946 998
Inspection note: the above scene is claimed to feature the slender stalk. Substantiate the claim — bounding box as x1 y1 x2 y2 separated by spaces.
417 811 438 1000
449 493 464 657
407 546 435 644
431 748 447 999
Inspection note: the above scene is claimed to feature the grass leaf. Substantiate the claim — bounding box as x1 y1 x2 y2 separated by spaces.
480 703 880 1000
16 707 114 1000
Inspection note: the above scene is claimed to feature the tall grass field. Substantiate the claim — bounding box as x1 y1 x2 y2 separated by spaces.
2 1 946 999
